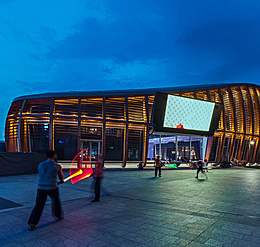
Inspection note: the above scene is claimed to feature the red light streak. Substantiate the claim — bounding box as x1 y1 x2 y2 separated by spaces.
69 148 93 184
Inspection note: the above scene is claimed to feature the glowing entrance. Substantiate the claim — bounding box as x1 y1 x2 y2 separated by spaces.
80 140 101 162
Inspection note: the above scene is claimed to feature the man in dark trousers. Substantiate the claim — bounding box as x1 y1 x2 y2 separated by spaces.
27 150 64 230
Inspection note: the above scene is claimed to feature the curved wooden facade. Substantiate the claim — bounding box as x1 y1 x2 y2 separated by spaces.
5 83 260 164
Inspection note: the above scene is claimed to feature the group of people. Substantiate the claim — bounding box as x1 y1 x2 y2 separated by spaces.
28 150 103 231
28 150 209 231
154 156 209 179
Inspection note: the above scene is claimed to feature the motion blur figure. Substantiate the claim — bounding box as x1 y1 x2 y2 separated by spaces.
195 160 207 179
91 155 104 202
204 158 208 172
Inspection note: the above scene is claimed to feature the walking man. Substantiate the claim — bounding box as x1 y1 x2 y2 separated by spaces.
154 155 162 177
28 150 64 230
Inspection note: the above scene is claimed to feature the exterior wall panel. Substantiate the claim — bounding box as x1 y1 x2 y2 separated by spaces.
5 83 260 164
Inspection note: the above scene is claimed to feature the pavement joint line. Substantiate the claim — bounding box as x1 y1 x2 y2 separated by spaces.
55 185 260 220
104 194 260 221
0 205 28 213
210 209 260 219
2 189 260 222
189 219 220 243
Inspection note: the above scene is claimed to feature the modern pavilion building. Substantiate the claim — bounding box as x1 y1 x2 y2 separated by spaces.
5 83 260 166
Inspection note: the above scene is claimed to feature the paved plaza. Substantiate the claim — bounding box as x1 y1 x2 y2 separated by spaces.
0 167 260 246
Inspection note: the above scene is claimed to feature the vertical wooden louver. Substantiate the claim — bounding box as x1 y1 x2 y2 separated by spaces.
249 87 260 135
240 86 253 135
232 87 244 133
221 88 234 132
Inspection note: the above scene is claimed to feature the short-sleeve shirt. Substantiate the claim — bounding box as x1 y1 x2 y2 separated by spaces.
38 160 58 190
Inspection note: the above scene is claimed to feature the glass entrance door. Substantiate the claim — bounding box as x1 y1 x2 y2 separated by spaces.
81 140 101 162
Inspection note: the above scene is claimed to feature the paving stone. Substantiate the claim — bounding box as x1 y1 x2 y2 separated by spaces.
1 241 25 247
230 238 258 247
54 239 86 247
87 239 109 247
159 235 179 244
189 242 208 247
173 238 192 246
200 232 235 244
1 169 260 247
175 231 198 241
211 228 244 239
221 225 253 235
242 234 260 244
204 238 225 246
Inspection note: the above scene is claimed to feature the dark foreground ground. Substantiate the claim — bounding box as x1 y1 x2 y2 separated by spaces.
0 167 260 247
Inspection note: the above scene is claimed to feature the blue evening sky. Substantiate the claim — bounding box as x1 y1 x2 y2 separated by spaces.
1 0 260 140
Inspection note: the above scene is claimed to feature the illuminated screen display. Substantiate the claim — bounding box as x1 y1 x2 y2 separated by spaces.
163 95 215 131
151 92 223 136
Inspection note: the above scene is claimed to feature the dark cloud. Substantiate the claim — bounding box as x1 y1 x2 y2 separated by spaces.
177 18 260 83
47 0 180 63
47 16 175 63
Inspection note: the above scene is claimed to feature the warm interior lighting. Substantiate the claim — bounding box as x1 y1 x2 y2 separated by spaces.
250 140 255 145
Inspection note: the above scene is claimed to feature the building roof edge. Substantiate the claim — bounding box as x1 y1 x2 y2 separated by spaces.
12 82 260 102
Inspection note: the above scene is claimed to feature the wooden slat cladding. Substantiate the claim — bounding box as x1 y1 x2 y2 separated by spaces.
5 84 260 163
253 88 260 135
5 118 19 139
240 86 253 135
81 98 103 119
128 96 146 123
26 118 49 138
106 127 123 137
231 87 244 133
147 95 155 123
209 89 224 130
128 129 143 143
81 123 102 140
54 99 78 116
105 97 125 121
248 87 260 135
54 118 78 137
5 118 19 152
195 90 210 101
181 92 196 99
23 98 51 114
7 100 23 116
221 88 235 132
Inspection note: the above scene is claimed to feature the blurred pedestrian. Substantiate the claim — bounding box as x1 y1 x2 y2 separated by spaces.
28 150 64 231
154 155 162 177
195 160 207 179
91 155 104 202
204 158 208 172
138 162 144 170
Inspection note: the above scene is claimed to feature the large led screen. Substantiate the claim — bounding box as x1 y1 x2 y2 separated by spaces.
151 92 223 136
163 95 215 131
